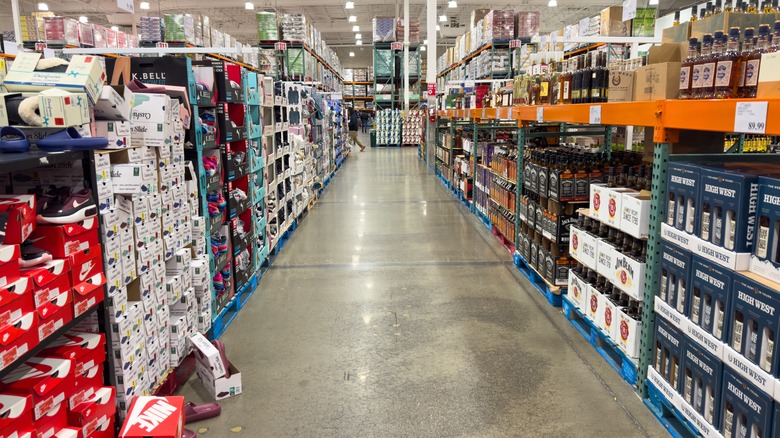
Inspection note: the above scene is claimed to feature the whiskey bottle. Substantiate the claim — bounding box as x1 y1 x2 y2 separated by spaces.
714 27 742 99
667 192 676 225
691 6 700 21
701 31 724 99
757 215 770 258
572 55 584 104
725 209 736 250
762 328 774 371
684 368 694 403
673 11 681 26
747 0 759 12
660 268 669 300
561 59 572 104
733 310 744 352
703 294 713 332
714 300 725 339
716 0 724 13
676 277 687 314
705 1 714 16
701 202 711 240
738 27 756 98
747 319 758 361
691 287 702 324
713 206 723 246
692 34 714 99
723 402 735 437
580 52 593 104
679 37 699 99
725 0 733 11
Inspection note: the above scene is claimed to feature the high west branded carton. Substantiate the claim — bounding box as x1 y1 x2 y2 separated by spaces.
654 315 685 393
681 339 724 429
720 368 774 438
689 256 732 346
659 241 692 317
666 163 701 237
750 176 780 283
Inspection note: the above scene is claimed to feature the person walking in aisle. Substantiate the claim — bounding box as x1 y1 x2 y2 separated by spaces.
360 112 368 133
348 110 366 152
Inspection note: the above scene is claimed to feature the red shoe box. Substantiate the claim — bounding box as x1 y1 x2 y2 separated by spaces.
37 332 105 376
55 426 83 437
37 291 74 342
119 396 184 438
68 364 103 409
67 387 115 438
67 245 104 287
22 259 71 308
0 195 36 245
0 277 34 329
72 273 105 317
0 245 20 287
0 312 38 371
35 401 67 438
1 357 75 420
0 394 34 438
88 415 114 438
31 217 99 259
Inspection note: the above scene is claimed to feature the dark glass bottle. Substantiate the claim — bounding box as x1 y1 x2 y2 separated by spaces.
715 0 724 13
674 11 681 26
562 58 573 104
715 27 743 99
571 55 583 104
580 52 593 104
679 37 699 99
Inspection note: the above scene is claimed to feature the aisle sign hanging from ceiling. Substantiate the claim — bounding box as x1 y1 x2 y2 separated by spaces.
117 0 135 13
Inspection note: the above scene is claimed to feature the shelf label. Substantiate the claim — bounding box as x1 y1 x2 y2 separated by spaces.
509 39 522 49
540 35 548 51
155 42 169 49
427 83 436 97
274 42 287 51
589 105 602 125
34 42 47 52
536 107 544 122
734 101 768 134
622 0 637 21
391 42 403 51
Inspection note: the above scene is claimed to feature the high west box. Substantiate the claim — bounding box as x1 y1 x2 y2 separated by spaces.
689 256 732 348
723 271 780 395
750 176 780 283
681 339 724 429
720 368 774 438
666 163 701 237
658 241 692 317
654 315 685 393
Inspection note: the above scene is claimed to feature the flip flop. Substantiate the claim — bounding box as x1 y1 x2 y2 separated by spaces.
126 79 167 94
211 340 231 378
36 127 109 151
184 401 222 424
183 429 198 438
0 127 30 153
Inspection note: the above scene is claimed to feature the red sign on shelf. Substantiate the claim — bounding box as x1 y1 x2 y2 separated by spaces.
34 42 47 52
274 42 287 51
155 41 169 49
427 83 436 97
391 42 403 51
509 39 522 49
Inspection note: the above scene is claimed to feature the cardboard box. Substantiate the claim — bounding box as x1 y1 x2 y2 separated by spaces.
662 21 692 43
647 43 685 65
0 195 36 245
0 394 34 438
621 193 650 239
607 70 635 103
31 217 99 259
4 53 105 104
600 6 627 37
189 333 226 378
37 290 73 341
569 225 598 270
617 305 641 359
195 361 242 400
681 339 724 428
37 89 91 128
698 167 758 254
720 368 774 437
690 11 761 40
666 163 700 235
0 312 38 370
0 245 20 288
68 387 115 437
119 396 184 438
1 357 74 420
757 50 780 98
35 401 67 438
689 257 732 345
130 93 172 148
750 176 780 283
654 315 685 393
94 85 134 121
634 62 682 101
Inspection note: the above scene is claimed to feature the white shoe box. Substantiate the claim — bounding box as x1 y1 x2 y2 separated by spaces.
195 361 242 401
189 333 226 378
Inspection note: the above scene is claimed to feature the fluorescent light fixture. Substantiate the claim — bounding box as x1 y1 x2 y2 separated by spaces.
648 0 658 4
448 0 457 7
111 26 119 31
245 2 254 9
423 39 428 45
356 40 363 46
355 33 362 39
139 1 150 8
345 1 354 8
439 15 447 22
436 24 441 31
352 25 360 32
548 0 557 6
37 2 48 11
420 45 426 51
349 52 355 57
348 15 357 22
79 16 88 23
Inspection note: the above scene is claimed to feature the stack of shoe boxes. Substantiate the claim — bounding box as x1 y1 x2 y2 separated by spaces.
650 161 780 437
245 71 266 277
268 81 291 248
285 82 312 220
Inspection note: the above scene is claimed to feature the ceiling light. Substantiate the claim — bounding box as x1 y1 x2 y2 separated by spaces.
423 39 428 45
439 15 447 22
349 52 355 57
139 1 150 8
111 26 119 31
245 2 254 9
356 40 363 46
548 0 557 6
37 2 48 11
420 45 426 51
448 0 457 7
348 15 357 22
436 24 441 31
648 0 658 4
78 16 88 23
345 1 354 8
355 33 362 39
352 25 360 32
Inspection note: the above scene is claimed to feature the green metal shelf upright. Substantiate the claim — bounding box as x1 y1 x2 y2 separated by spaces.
373 42 422 109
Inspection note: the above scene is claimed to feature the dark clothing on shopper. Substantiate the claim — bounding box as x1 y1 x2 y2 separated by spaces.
348 113 359 131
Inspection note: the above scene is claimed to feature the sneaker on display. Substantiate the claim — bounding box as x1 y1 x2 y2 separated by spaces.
37 188 96 225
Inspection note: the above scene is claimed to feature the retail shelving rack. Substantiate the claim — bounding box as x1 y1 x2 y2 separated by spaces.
265 83 294 251
436 100 780 438
258 42 344 92
373 42 422 109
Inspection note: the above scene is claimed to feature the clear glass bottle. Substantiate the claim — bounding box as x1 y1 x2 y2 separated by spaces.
716 0 724 13
715 27 743 99
725 0 734 11
679 37 699 99
692 34 714 99
705 1 714 16
702 32 722 99
748 0 759 12
673 11 681 26
691 5 700 20
738 27 756 97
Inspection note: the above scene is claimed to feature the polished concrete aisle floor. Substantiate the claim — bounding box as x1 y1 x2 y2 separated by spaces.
181 143 669 437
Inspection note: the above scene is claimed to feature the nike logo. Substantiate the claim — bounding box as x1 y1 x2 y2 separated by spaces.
79 261 96 282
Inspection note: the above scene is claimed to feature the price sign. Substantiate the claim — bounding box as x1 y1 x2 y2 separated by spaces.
540 35 548 51
550 33 558 47
274 42 287 51
589 105 602 124
734 101 768 134
509 39 522 49
622 0 637 21
391 42 403 51
427 83 436 97
155 42 169 49
34 42 47 52
536 107 544 122
117 0 134 13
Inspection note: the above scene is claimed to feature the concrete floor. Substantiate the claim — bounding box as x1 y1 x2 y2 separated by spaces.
181 140 670 437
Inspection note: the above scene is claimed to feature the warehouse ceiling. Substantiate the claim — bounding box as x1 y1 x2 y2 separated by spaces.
7 0 648 46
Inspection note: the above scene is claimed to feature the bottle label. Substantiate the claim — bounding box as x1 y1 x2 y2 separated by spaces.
561 178 574 200
540 82 549 97
591 88 600 98
572 89 580 99
692 65 703 89
563 80 570 99
745 59 760 86
679 65 692 90
701 62 716 87
715 60 732 87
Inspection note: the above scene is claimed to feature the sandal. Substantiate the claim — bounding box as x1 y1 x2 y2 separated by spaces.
0 127 30 153
184 401 222 424
36 127 108 151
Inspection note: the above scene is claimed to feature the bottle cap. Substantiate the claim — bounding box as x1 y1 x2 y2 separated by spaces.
744 27 755 40
729 27 741 38
714 30 724 41
774 21 780 33
703 33 713 44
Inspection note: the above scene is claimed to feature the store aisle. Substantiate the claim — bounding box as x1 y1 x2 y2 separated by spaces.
181 144 668 437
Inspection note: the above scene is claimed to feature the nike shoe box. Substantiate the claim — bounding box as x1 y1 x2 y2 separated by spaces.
0 245 20 288
118 396 185 438
0 195 36 245
0 394 34 438
67 244 104 286
0 312 38 370
37 332 106 380
195 360 242 401
35 401 67 438
72 272 106 317
32 217 100 259
36 290 74 342
67 387 115 438
68 363 103 410
720 368 774 438
21 258 71 308
0 357 75 421
0 276 34 329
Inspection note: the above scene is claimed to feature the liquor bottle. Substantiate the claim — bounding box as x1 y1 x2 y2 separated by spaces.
660 268 669 300
714 300 725 339
691 5 700 21
701 202 711 240
748 0 758 12
673 11 681 26
705 1 714 17
655 341 663 372
539 60 552 105
762 328 774 371
725 0 733 11
676 277 686 314
701 31 724 99
679 37 699 99
733 310 744 352
757 215 770 258
714 27 742 99
716 0 724 13
599 52 610 102
747 319 758 361
738 27 756 97
725 209 736 250
723 402 735 437
700 7 708 19
692 288 702 324
703 294 713 331
590 52 604 103
572 56 583 104
692 34 714 99
580 52 593 104
773 0 779 12
694 377 704 412
561 59 572 104
763 0 774 11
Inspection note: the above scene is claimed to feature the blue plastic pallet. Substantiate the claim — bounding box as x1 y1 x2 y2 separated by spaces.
513 253 563 307
561 296 638 387
644 382 700 438
208 271 257 340
475 209 491 230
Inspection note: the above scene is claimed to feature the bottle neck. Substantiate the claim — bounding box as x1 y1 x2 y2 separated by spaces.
727 39 740 52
